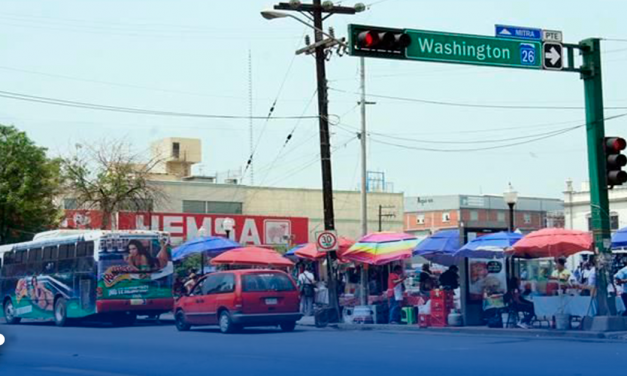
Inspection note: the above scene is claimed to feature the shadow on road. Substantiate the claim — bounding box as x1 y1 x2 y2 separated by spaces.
193 327 303 335
4 318 172 329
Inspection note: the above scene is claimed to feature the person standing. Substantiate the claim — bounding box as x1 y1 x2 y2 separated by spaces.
614 264 627 316
419 264 435 294
387 265 406 324
581 260 596 296
298 266 316 317
439 265 460 290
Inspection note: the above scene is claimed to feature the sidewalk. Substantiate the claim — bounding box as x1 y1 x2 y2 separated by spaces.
296 318 627 340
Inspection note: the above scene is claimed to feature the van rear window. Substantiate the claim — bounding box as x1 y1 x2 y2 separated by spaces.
242 273 295 292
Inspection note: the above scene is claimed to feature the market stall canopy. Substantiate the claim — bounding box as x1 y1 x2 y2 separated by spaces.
455 231 523 259
210 246 294 267
413 229 460 266
172 236 241 261
343 232 418 265
506 228 593 258
284 244 305 258
612 226 627 250
292 237 355 261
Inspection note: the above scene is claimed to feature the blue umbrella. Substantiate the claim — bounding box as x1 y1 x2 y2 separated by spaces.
172 236 241 261
413 229 460 266
455 231 522 259
612 227 627 249
284 244 306 258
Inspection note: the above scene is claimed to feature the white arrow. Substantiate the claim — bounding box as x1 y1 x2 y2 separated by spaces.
545 47 561 65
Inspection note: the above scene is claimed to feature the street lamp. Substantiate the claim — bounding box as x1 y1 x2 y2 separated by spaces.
223 218 235 239
260 10 348 46
503 183 518 232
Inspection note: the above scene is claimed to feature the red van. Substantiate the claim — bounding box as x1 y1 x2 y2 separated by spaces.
174 269 302 333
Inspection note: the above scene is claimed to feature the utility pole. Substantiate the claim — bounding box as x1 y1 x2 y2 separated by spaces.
358 56 372 306
581 38 614 316
269 1 363 321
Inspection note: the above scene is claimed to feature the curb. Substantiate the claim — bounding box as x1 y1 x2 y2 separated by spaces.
325 323 627 340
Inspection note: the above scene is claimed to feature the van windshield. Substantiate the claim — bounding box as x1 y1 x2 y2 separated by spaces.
242 273 295 292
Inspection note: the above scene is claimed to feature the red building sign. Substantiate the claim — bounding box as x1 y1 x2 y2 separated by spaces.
62 210 309 246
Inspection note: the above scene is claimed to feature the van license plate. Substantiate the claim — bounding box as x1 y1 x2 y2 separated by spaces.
265 298 278 305
130 299 146 306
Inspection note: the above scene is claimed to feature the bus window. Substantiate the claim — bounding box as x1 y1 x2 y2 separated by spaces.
58 244 68 259
16 250 26 264
28 248 42 263
43 246 58 261
77 242 87 257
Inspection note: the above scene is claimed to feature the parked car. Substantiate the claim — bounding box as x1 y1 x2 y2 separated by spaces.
174 269 302 333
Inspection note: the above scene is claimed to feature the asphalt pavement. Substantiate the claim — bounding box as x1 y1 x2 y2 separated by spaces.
1 319 626 376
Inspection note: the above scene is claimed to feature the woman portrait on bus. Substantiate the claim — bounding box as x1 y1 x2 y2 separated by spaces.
126 240 157 271
30 276 54 311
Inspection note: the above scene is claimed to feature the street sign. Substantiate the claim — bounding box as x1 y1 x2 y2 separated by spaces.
543 30 563 42
316 230 338 252
405 29 542 69
495 25 542 41
543 42 563 70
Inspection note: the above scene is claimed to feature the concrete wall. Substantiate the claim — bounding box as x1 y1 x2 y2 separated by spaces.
148 180 404 242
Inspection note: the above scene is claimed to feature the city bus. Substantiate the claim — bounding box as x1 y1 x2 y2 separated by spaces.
0 230 174 326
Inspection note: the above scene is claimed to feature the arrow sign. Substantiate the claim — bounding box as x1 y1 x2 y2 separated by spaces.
543 42 563 70
495 25 542 41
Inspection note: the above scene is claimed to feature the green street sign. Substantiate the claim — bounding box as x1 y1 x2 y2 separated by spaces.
405 29 542 69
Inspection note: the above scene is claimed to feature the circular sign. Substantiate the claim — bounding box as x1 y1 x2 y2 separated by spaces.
316 231 338 252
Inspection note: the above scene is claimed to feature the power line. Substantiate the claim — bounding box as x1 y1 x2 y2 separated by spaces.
329 87 627 111
0 90 319 120
367 112 627 153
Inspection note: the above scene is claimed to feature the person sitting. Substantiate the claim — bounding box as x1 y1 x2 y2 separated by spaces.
439 265 460 290
184 273 199 294
505 277 535 329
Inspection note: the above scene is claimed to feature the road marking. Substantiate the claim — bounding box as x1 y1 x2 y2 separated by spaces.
38 367 139 376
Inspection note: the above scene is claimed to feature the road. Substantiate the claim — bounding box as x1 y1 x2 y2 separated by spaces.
0 320 626 376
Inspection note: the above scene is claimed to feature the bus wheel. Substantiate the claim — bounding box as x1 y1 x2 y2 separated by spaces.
54 298 69 327
4 299 21 325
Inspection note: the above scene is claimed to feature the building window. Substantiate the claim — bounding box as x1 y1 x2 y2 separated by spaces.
470 211 479 221
416 215 425 225
442 212 451 222
524 213 532 224
497 212 506 222
183 200 243 215
587 214 620 231
172 142 180 159
63 198 78 210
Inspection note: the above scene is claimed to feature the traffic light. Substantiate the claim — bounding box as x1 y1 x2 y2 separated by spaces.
349 24 411 59
604 136 627 186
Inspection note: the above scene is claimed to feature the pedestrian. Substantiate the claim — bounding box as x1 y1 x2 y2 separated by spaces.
387 265 406 324
581 259 596 296
419 264 435 293
298 265 316 316
439 265 460 290
614 264 627 316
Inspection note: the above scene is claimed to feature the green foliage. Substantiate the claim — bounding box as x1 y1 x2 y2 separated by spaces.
0 125 62 244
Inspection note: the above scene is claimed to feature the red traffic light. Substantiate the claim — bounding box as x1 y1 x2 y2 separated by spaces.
606 137 626 152
356 30 411 51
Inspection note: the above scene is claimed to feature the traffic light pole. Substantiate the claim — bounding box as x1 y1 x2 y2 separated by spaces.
581 38 614 316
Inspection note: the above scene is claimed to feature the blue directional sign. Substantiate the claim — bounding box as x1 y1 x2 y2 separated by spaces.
495 25 542 41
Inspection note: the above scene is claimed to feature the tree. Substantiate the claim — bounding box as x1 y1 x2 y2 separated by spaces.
0 125 62 244
62 139 166 230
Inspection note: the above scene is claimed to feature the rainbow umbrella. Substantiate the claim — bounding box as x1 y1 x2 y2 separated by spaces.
343 232 419 265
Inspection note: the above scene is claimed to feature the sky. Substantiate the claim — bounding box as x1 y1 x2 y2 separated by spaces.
1 0 626 200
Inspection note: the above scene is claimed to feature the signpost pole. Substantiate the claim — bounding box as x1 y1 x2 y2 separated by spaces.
580 38 615 316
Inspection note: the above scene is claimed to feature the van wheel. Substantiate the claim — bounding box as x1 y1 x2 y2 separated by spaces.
175 311 191 332
54 298 69 327
4 299 21 325
219 311 237 334
280 321 296 332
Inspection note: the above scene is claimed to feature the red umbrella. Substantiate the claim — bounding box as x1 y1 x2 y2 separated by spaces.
294 237 355 261
211 246 294 267
507 228 594 258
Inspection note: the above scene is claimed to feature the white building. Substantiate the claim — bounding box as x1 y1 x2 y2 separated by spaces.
563 179 624 232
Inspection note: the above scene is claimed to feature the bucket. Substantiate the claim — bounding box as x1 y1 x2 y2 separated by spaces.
501 313 510 328
555 314 570 330
342 307 354 324
448 310 463 327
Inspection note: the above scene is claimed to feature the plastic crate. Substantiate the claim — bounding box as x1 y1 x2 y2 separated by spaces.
418 314 431 328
